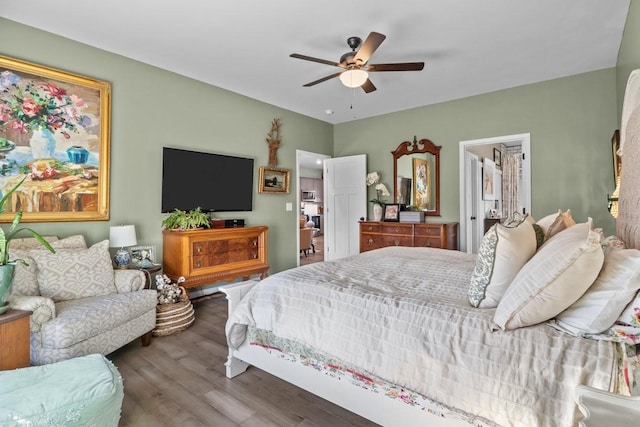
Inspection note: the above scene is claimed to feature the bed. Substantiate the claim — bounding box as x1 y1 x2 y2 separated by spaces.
221 71 640 427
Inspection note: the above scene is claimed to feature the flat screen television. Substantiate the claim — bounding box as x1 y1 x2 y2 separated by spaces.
161 147 254 213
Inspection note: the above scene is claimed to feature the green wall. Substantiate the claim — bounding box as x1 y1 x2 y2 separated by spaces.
0 18 333 274
1 10 634 275
334 69 619 235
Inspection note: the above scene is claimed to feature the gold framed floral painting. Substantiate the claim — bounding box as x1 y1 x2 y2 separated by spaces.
0 55 111 222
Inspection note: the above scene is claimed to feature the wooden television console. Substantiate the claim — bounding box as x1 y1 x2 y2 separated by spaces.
162 226 268 298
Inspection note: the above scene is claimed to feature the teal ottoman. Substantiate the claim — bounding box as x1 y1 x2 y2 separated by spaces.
0 354 123 427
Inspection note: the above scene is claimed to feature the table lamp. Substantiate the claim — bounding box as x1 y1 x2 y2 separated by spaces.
109 225 137 268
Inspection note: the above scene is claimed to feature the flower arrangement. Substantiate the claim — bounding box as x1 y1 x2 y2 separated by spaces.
0 70 90 138
155 274 186 305
366 171 390 206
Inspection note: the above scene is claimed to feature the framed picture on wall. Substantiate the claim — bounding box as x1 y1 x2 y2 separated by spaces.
493 148 502 167
483 158 495 200
258 166 290 194
0 54 111 222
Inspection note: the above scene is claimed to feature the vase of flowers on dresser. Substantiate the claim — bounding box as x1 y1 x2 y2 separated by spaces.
366 171 391 221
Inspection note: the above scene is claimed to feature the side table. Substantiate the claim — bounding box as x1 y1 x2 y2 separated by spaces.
130 264 162 289
0 309 31 370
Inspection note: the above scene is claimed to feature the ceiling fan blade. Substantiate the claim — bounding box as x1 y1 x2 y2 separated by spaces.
290 53 344 68
366 62 425 72
353 32 386 65
302 72 342 87
361 79 377 93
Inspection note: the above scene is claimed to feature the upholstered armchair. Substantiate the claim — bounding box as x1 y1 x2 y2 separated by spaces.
299 227 314 257
8 235 157 365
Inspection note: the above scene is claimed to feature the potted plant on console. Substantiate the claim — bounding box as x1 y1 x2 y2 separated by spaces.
161 207 211 230
0 177 55 314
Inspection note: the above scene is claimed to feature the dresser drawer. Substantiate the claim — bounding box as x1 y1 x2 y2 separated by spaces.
360 235 383 252
360 222 381 233
381 235 413 247
380 223 413 235
414 237 443 248
414 224 444 237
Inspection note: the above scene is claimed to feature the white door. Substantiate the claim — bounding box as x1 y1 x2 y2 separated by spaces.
464 151 482 253
324 154 367 261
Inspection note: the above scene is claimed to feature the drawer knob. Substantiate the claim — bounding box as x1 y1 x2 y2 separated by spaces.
195 245 202 253
195 260 201 268
394 240 400 246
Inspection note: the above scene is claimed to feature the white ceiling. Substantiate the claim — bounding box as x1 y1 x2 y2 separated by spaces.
1 1 630 125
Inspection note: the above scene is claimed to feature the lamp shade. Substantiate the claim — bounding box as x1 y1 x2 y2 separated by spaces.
339 69 369 88
109 225 137 248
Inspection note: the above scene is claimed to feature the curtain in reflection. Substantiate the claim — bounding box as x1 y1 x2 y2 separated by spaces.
502 153 520 218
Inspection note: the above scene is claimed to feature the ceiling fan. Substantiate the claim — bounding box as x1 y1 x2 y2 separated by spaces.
290 31 424 93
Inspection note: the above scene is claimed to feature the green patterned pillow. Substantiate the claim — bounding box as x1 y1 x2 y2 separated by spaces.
468 220 538 308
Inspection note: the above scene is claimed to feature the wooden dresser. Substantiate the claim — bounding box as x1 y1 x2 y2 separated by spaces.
359 221 458 252
162 226 268 294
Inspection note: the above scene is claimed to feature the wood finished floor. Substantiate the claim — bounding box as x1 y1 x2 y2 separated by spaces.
300 235 323 267
108 295 377 427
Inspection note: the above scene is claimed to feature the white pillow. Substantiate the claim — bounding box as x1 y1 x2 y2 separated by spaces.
32 240 116 302
493 220 604 330
468 220 537 308
554 247 640 335
536 209 575 241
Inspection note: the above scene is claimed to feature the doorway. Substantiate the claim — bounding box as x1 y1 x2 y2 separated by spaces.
296 150 330 266
458 133 531 253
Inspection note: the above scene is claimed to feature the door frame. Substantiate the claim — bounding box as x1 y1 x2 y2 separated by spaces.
458 133 531 253
296 150 331 266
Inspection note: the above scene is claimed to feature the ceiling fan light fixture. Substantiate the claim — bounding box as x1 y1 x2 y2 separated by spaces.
339 69 369 88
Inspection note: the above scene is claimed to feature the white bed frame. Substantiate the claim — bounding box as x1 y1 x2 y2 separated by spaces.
221 280 638 426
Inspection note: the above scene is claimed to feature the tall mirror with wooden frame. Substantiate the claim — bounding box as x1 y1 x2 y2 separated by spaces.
392 136 441 216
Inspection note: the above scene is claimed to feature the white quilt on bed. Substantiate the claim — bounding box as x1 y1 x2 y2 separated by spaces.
226 246 617 427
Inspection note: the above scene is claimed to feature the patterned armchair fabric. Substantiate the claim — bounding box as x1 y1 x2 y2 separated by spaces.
8 236 157 365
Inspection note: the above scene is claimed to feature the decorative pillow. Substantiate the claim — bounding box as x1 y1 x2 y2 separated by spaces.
9 235 58 250
468 220 537 308
50 234 87 249
617 291 640 327
536 209 575 241
601 235 626 253
32 240 116 302
10 236 89 297
554 247 640 335
531 224 545 249
493 219 604 330
503 212 532 227
10 249 39 296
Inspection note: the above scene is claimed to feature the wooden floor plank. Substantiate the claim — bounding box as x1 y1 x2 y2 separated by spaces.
108 297 378 426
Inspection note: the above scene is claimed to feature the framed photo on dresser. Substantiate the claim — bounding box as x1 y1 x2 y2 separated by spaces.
383 204 400 222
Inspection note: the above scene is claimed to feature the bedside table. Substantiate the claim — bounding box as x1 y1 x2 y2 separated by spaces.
0 309 31 370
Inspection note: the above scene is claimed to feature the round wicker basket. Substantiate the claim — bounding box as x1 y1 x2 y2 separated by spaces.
153 287 195 336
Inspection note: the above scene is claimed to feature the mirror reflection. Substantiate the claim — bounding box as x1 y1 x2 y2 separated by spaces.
392 137 441 216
